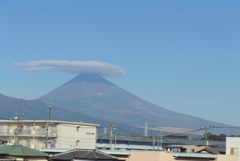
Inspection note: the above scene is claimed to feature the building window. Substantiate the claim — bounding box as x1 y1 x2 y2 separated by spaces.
76 140 80 146
77 126 80 131
234 148 238 155
230 148 238 155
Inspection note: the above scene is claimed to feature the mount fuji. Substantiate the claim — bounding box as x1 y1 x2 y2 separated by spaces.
39 73 229 132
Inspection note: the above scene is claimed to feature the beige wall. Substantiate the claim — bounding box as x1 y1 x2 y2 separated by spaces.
117 151 240 161
128 151 216 161
159 152 173 161
129 151 214 161
57 123 97 149
217 155 239 161
0 120 98 150
129 151 172 161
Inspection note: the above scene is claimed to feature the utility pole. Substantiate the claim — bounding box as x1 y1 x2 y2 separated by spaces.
200 125 214 147
160 131 163 150
14 113 24 145
152 136 155 150
33 121 36 149
157 131 163 151
144 122 148 137
46 103 54 148
115 134 117 150
48 103 54 121
106 125 118 150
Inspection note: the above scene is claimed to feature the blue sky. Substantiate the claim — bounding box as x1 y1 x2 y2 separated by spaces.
1 1 240 127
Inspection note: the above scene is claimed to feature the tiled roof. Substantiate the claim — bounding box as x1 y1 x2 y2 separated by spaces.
51 149 117 160
197 147 226 154
0 145 48 157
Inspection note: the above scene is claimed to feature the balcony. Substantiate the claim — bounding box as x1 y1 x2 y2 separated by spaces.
0 126 58 138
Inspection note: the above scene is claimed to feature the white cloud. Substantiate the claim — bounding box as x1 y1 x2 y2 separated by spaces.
13 60 126 77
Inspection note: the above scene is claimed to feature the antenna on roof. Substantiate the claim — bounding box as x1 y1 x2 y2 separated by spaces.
48 103 54 121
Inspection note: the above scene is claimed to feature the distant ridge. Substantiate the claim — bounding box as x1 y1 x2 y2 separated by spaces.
0 93 144 134
39 73 233 133
0 93 102 123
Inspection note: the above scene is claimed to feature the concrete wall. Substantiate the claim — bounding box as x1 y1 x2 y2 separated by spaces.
217 155 240 161
57 123 97 149
159 152 173 161
226 137 240 155
0 120 98 150
129 151 172 161
111 151 240 161
128 151 218 161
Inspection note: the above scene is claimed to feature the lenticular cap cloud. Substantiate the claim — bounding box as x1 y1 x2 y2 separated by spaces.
13 60 126 77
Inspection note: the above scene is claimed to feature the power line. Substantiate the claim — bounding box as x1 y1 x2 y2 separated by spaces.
164 128 203 137
0 117 10 120
212 126 240 129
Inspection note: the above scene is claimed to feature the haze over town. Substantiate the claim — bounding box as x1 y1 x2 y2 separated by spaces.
1 0 240 127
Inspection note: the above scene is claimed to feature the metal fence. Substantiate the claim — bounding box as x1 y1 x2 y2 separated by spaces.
97 133 225 146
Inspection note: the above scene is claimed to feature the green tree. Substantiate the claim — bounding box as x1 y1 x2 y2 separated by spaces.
203 133 226 141
165 135 188 139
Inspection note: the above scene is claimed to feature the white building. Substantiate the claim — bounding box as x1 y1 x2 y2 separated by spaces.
0 120 99 150
226 137 240 155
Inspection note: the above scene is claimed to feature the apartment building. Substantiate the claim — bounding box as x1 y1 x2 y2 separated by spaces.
0 120 99 150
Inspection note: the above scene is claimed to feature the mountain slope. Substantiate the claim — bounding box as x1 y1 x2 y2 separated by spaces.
39 74 230 130
0 93 115 126
0 93 166 135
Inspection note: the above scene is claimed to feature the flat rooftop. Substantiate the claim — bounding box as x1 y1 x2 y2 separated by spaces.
0 120 99 126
